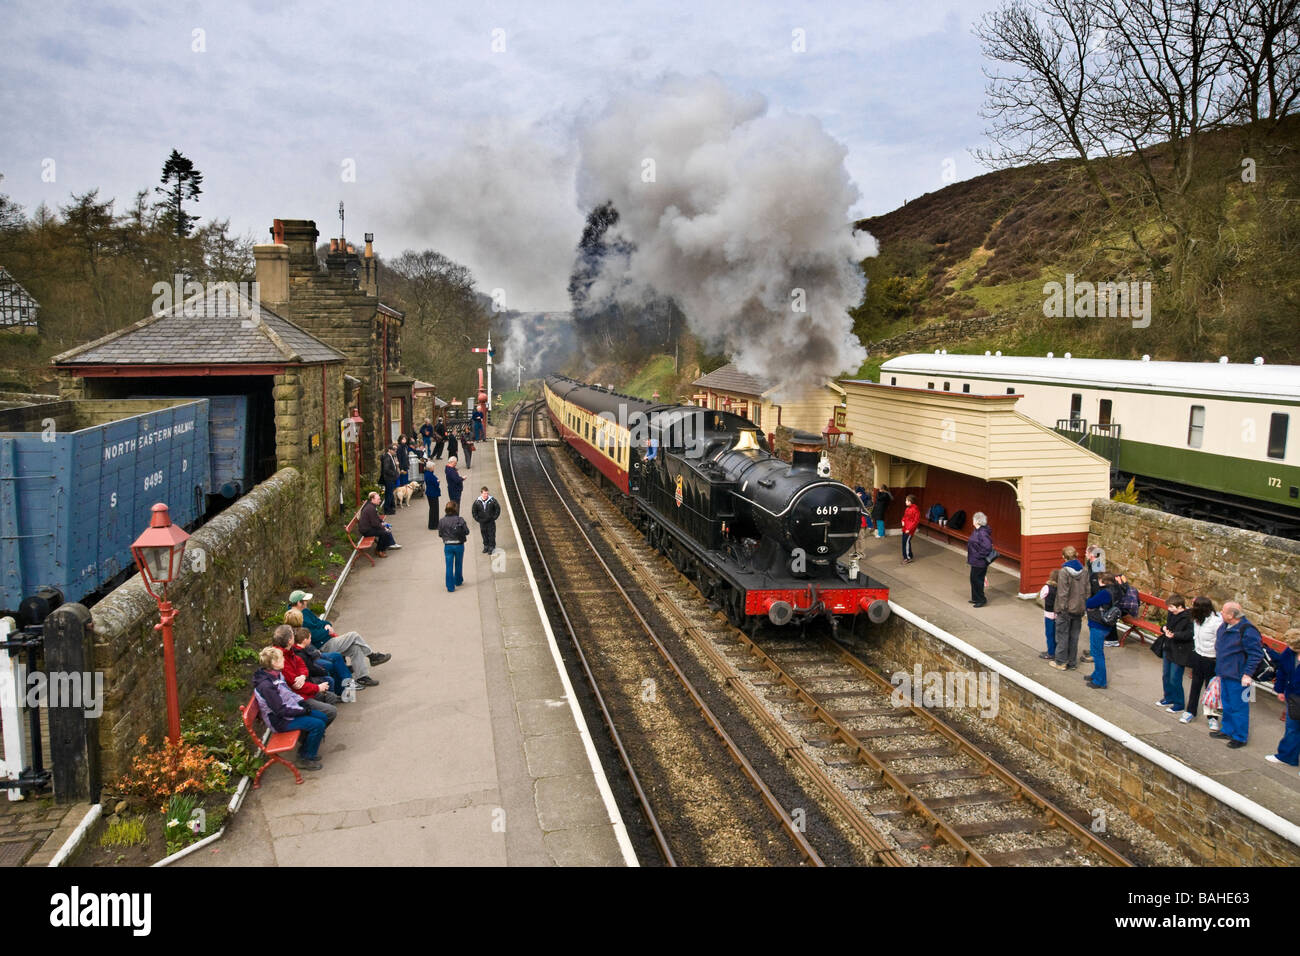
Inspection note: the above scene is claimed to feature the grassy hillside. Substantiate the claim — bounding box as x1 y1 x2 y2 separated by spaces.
850 114 1300 370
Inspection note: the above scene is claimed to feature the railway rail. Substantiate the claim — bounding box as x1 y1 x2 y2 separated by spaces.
503 401 825 866
543 407 1135 867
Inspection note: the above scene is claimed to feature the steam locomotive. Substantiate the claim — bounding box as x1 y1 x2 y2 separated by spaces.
544 375 890 630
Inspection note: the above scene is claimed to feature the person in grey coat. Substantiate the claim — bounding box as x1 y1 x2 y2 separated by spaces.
1052 546 1089 671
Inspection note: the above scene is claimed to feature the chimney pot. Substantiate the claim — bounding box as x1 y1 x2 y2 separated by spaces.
329 238 339 253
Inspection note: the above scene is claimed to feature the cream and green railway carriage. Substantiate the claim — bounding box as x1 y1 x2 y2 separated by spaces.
879 353 1300 537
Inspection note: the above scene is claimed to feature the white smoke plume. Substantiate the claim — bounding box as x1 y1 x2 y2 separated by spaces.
498 311 576 384
575 75 875 393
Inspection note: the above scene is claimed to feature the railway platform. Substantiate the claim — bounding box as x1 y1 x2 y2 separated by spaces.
181 446 633 867
857 530 1300 828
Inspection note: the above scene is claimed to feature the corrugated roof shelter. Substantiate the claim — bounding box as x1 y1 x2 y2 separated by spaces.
53 285 349 529
693 363 845 437
839 379 1111 595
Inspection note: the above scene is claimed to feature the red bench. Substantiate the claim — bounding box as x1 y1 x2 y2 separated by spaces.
344 509 378 566
241 695 303 788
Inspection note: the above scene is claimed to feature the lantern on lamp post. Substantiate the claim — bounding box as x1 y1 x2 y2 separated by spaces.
131 503 190 745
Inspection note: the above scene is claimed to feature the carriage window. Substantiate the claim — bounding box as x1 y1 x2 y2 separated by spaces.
1070 393 1082 422
1098 399 1112 426
927 382 934 390
943 381 951 391
962 383 970 393
1007 388 1015 394
1268 413 1288 460
1187 405 1205 448
890 377 897 386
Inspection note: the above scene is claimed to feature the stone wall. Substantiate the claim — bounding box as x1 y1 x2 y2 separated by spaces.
1090 500 1300 638
273 363 346 530
867 313 1017 355
773 424 875 491
881 613 1300 865
89 468 316 783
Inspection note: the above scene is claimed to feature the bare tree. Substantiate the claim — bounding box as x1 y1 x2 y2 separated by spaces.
976 0 1300 346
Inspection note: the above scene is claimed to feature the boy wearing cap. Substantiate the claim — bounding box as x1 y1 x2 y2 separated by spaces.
287 590 390 687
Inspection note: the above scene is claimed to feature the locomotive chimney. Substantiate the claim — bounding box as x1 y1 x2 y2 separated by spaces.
789 430 824 473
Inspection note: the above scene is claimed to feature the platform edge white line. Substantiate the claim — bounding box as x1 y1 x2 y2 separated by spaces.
494 434 639 866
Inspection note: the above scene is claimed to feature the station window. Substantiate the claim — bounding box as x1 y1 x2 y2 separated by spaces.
1187 405 1205 448
1099 399 1112 426
962 383 970 393
1268 413 1288 460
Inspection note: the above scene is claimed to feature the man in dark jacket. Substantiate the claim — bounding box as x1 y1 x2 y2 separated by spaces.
432 418 448 459
1158 594 1195 712
379 446 399 514
360 490 399 556
445 458 464 508
471 486 501 553
1214 602 1264 747
965 512 993 607
252 646 328 770
1052 547 1089 671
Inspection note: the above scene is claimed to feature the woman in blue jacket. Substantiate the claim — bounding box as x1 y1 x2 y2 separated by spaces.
1084 573 1120 689
423 458 442 531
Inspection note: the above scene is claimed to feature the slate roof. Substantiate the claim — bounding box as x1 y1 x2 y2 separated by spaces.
53 285 345 366
693 363 773 397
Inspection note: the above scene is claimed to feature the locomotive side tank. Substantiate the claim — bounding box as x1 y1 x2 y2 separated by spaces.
545 375 890 630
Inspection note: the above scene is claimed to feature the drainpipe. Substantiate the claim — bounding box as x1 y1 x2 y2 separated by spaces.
322 363 329 519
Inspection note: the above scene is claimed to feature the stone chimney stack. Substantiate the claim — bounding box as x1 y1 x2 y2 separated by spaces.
276 219 321 277
252 242 289 309
362 232 378 297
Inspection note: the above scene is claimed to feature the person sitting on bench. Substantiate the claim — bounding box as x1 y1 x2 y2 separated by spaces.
287 590 390 687
271 625 339 723
252 646 328 771
359 491 400 556
292 626 353 695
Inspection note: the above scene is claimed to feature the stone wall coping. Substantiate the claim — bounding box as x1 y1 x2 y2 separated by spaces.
889 600 1300 849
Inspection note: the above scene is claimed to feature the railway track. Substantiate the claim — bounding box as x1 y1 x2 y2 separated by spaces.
503 402 827 866
539 407 1135 867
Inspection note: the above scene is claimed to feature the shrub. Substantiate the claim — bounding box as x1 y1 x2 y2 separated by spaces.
1112 477 1140 505
114 735 225 811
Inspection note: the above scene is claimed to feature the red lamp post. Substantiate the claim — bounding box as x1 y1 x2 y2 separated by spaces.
822 417 851 450
130 503 190 745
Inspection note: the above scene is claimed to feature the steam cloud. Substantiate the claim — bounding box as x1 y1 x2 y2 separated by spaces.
575 75 875 393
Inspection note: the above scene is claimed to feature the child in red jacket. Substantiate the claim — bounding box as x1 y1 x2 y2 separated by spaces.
272 625 338 725
901 495 920 564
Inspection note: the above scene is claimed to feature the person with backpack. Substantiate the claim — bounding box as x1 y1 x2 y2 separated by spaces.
900 494 920 564
1266 629 1300 771
1108 570 1139 647
1213 602 1264 748
965 512 993 608
1181 597 1222 726
1038 569 1060 661
1157 594 1195 714
1084 573 1123 689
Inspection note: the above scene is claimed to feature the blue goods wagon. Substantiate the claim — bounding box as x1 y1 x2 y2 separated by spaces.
130 394 250 498
0 399 211 608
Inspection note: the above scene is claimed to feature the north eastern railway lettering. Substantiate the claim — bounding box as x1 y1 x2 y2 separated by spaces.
101 419 196 461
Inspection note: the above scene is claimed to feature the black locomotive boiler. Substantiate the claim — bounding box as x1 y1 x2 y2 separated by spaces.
544 375 890 630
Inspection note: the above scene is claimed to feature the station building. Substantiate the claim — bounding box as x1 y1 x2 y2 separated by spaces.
693 363 845 439
839 377 1111 595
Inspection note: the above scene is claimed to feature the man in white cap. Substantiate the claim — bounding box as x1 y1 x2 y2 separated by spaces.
288 589 390 687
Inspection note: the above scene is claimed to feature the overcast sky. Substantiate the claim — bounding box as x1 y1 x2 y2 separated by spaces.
0 0 995 310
